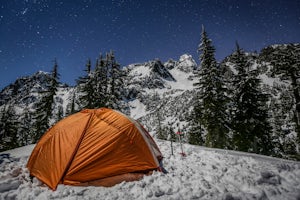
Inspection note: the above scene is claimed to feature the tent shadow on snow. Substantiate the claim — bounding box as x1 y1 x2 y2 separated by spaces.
27 108 164 190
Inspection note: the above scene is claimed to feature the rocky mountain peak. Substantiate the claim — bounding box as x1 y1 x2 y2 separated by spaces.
148 60 175 81
176 54 198 73
0 71 52 106
164 54 197 73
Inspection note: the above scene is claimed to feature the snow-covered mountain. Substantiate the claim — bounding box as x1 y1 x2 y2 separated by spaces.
0 53 198 132
0 140 299 199
123 54 197 131
0 71 51 106
0 71 72 113
0 44 299 159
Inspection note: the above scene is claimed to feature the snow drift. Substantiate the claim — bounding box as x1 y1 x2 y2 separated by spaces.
1 140 300 200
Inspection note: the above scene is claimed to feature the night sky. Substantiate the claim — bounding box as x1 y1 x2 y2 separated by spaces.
0 0 299 89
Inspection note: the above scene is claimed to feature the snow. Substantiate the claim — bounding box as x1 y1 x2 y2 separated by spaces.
259 74 276 87
56 87 75 111
129 99 147 119
168 68 195 90
177 54 197 70
128 63 152 78
1 140 300 200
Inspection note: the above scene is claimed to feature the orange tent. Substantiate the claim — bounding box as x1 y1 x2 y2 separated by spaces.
27 108 163 190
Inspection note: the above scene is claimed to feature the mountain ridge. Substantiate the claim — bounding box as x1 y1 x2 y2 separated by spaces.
0 44 299 159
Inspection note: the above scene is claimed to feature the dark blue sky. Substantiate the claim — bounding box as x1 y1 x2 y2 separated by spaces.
0 0 299 89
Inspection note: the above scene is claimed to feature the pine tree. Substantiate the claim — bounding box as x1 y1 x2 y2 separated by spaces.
76 59 95 109
32 91 52 142
18 106 34 146
32 60 60 142
106 51 124 110
192 26 229 148
0 106 5 142
188 104 204 145
93 54 109 108
51 59 61 123
57 105 64 121
269 91 296 157
154 92 165 139
261 44 300 147
76 52 124 110
51 59 60 92
230 43 273 155
66 91 76 115
0 105 20 151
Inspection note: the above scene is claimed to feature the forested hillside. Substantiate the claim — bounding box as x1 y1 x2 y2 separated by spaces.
0 39 299 160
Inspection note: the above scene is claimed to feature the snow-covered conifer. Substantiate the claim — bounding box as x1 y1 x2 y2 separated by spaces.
192 26 229 148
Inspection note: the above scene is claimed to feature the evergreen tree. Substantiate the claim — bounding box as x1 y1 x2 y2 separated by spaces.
76 59 94 109
230 43 273 155
32 91 52 142
154 92 165 139
49 59 60 122
156 125 168 140
57 105 64 121
269 91 296 157
32 60 60 142
66 91 76 115
18 106 34 146
260 44 300 146
76 52 124 110
188 104 204 145
0 105 20 151
93 54 109 108
192 26 229 148
0 106 5 142
51 59 60 93
106 51 124 109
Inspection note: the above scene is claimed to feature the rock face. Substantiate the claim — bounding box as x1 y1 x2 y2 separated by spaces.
122 54 198 132
0 71 52 106
0 54 198 131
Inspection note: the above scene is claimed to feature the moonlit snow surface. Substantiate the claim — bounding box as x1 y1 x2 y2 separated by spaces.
0 141 300 200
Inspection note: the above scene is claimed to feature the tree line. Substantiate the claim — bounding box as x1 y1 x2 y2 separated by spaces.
0 28 299 160
187 26 299 160
0 51 124 151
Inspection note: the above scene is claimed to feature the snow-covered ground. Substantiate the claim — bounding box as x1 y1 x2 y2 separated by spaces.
1 140 300 200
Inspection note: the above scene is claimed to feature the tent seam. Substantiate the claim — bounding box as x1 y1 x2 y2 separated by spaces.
58 111 95 187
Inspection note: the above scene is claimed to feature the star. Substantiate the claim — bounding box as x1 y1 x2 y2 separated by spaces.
0 0 299 89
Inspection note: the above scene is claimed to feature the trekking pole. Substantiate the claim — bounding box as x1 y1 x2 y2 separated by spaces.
167 130 174 156
176 131 186 157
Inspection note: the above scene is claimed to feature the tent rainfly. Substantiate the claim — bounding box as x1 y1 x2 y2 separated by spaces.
27 108 163 190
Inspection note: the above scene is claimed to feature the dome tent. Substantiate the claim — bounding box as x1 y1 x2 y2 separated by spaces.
27 108 163 190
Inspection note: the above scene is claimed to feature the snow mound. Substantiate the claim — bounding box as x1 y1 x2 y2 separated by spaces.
0 141 300 200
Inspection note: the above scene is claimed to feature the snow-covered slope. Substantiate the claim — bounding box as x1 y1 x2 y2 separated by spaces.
123 54 197 133
0 71 51 106
0 70 73 117
0 45 299 158
0 141 299 200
